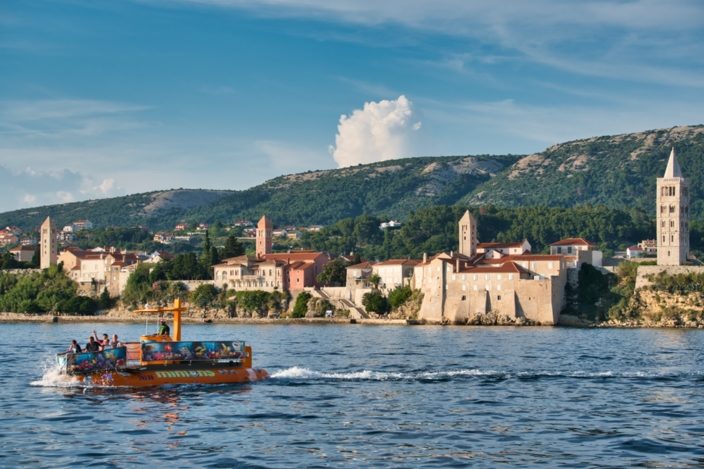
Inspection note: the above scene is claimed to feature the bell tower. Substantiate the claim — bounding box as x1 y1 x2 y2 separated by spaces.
657 148 689 266
458 210 477 257
256 215 272 259
40 216 57 269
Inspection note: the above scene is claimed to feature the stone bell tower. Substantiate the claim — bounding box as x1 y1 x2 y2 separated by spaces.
256 215 272 259
40 216 57 269
657 148 689 266
458 210 477 257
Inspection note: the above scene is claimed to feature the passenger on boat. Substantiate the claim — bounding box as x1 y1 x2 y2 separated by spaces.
85 336 101 353
106 334 122 349
67 340 82 354
158 321 170 336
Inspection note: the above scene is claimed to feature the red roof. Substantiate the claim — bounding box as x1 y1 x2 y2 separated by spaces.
459 261 532 275
477 241 525 249
550 237 594 247
374 259 420 267
264 251 326 263
347 261 374 270
481 254 562 264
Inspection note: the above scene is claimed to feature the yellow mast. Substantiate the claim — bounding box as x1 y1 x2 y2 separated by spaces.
133 298 187 341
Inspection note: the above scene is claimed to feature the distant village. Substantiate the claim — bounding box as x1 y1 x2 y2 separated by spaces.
2 149 700 324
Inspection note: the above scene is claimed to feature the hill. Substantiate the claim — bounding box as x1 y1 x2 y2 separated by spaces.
465 125 704 216
0 125 703 232
0 155 517 230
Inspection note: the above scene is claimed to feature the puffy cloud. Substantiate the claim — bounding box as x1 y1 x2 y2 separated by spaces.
330 95 421 167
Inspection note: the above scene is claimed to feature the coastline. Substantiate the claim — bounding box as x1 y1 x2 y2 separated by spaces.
0 312 407 326
1 311 703 328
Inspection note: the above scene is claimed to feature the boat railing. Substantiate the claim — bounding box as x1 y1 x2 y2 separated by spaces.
136 340 247 365
59 346 128 375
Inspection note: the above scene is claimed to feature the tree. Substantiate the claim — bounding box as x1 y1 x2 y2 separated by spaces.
368 273 381 289
222 235 245 258
191 284 221 308
362 290 389 314
388 285 413 310
316 258 348 286
292 291 312 318
202 230 212 266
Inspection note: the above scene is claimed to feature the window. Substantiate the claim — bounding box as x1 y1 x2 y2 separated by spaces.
671 221 674 228
497 295 502 300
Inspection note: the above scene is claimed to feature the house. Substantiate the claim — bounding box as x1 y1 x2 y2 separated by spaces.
153 232 175 244
638 239 657 254
9 245 35 263
0 230 19 247
57 247 140 295
627 245 644 259
476 240 531 256
372 259 420 290
549 238 603 268
174 223 188 232
346 261 374 286
379 220 402 230
212 215 330 292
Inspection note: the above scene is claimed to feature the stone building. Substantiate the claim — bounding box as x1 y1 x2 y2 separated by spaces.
657 148 689 265
413 211 567 325
213 215 329 292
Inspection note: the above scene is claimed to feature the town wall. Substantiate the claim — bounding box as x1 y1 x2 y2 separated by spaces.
635 265 704 289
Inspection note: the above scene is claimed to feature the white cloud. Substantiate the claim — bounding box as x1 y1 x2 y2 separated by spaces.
330 95 421 167
0 165 124 212
153 0 704 88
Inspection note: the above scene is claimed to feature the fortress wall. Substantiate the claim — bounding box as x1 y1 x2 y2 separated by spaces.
635 265 704 290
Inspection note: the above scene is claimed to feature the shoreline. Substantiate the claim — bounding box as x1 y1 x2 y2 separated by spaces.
1 312 703 329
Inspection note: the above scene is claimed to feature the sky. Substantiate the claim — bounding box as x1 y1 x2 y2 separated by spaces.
1 0 703 213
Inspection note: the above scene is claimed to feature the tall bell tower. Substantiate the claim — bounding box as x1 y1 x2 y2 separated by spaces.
256 215 272 259
458 210 477 257
657 148 689 266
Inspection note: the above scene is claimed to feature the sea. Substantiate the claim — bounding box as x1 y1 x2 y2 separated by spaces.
2 322 704 468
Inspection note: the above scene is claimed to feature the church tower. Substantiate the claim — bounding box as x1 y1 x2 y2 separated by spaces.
458 210 477 257
40 216 57 269
657 148 689 266
255 215 272 259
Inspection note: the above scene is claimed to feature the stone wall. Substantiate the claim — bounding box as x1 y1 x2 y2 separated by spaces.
635 265 704 289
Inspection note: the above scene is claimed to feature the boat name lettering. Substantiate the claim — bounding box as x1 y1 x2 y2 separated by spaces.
155 370 215 378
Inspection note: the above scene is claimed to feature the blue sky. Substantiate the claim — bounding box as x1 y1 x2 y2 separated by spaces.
1 0 702 213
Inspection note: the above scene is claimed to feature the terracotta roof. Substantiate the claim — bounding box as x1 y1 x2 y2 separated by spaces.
627 245 643 251
290 262 314 271
481 254 562 264
10 245 35 252
374 259 420 267
264 251 326 263
459 261 532 275
347 261 374 270
550 237 594 247
477 241 525 249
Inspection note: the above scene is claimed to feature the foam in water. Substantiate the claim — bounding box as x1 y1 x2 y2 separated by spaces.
269 367 698 382
31 361 82 388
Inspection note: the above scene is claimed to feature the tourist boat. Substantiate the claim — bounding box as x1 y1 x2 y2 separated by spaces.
55 299 269 387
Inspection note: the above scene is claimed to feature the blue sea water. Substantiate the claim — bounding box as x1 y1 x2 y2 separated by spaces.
2 323 704 467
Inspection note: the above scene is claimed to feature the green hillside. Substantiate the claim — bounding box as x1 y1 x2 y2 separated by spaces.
0 155 516 230
0 125 702 232
466 125 704 217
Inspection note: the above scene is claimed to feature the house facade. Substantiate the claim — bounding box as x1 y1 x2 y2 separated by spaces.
212 215 329 292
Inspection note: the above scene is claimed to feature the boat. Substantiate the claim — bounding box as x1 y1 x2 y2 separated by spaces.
55 299 269 387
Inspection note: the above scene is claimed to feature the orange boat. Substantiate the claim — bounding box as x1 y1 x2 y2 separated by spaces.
56 299 269 387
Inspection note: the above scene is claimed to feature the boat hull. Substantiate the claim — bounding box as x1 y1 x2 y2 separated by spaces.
73 366 269 387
